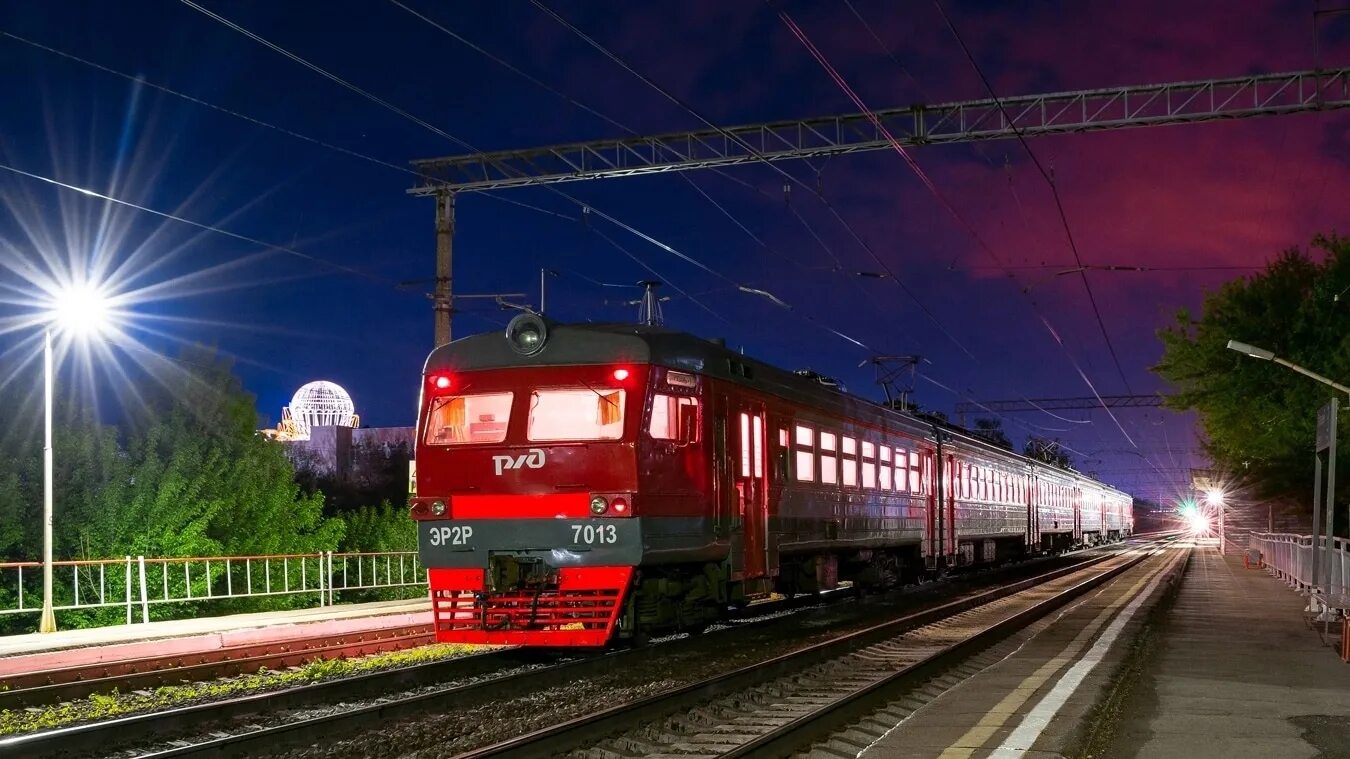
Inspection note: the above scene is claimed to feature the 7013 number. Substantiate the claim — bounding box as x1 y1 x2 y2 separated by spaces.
571 524 618 545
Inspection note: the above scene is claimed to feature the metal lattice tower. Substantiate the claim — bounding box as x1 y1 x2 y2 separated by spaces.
408 68 1350 343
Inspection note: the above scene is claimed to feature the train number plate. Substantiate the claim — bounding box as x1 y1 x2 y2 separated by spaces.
427 524 474 546
570 523 618 545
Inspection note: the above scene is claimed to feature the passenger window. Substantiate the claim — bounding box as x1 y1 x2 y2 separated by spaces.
649 394 700 443
795 425 815 482
909 451 921 494
821 452 838 485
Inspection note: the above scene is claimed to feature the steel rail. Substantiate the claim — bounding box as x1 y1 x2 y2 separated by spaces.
0 580 860 758
0 646 548 759
460 542 1164 758
0 624 434 710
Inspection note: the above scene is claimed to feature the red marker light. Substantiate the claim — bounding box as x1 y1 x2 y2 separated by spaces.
612 368 630 381
431 375 452 390
612 498 628 514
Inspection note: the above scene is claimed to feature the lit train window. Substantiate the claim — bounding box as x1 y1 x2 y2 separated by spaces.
424 392 513 445
779 428 789 447
879 461 891 490
909 451 921 494
862 441 875 459
879 446 891 463
752 416 764 478
862 461 876 489
821 432 837 452
842 437 857 456
842 455 857 487
796 425 813 447
649 394 700 443
527 389 625 441
795 425 814 482
820 453 838 485
740 413 751 477
796 449 814 481
895 447 907 493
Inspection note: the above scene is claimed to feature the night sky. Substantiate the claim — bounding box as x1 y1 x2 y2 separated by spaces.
1 0 1346 504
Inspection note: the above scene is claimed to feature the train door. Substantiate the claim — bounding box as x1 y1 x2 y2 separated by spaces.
944 453 957 559
734 404 768 579
1026 472 1038 549
713 395 732 542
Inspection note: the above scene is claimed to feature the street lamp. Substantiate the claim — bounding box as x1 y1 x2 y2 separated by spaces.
1226 340 1350 398
1228 338 1350 604
1205 488 1226 554
37 283 114 633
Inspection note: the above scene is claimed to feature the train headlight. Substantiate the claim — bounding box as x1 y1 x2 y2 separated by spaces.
589 496 609 514
431 500 447 516
506 313 548 356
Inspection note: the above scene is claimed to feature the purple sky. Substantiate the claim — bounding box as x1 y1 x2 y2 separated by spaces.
0 0 1346 504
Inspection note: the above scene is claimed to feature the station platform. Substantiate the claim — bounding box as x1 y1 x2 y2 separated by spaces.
854 543 1350 758
1108 546 1350 758
856 543 1188 758
0 598 430 678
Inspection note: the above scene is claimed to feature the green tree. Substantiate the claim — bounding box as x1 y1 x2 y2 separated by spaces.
1155 233 1350 508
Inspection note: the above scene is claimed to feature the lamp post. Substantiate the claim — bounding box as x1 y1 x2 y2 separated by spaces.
1227 339 1350 599
37 284 114 633
1226 341 1350 397
1206 488 1226 554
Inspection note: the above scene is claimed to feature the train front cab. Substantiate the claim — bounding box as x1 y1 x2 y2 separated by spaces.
411 361 652 646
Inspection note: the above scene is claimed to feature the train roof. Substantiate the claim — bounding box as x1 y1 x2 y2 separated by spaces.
425 321 1130 499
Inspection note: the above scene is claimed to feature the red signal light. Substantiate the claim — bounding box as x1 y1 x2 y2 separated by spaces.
612 498 628 514
430 374 452 390
612 368 630 381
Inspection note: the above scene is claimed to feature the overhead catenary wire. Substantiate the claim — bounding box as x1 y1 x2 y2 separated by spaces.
179 0 889 354
774 3 1162 473
932 0 1133 395
528 0 977 360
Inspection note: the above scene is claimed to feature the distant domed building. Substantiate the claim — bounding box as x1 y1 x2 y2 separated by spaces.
263 380 360 442
262 381 412 492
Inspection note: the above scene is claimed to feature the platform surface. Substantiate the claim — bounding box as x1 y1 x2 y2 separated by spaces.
1108 547 1350 758
856 545 1187 758
0 598 430 675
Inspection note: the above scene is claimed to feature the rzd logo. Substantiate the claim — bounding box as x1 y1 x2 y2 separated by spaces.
493 448 546 476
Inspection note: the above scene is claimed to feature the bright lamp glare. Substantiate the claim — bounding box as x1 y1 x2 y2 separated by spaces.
48 283 114 336
1186 511 1212 535
1205 489 1224 507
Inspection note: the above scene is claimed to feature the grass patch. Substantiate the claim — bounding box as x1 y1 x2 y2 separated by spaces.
0 642 488 737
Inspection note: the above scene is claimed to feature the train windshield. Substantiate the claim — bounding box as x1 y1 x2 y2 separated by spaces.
424 392 513 445
527 388 626 441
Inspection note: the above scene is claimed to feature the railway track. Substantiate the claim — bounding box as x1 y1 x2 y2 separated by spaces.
0 623 435 710
0 544 1142 758
464 542 1171 759
0 579 860 758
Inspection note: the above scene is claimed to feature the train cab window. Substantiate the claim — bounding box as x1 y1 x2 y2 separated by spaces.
649 394 700 443
527 389 625 441
794 425 815 482
424 392 513 445
879 446 893 490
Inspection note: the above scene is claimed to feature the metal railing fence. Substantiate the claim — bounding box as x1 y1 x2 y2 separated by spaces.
1249 532 1350 602
0 551 426 626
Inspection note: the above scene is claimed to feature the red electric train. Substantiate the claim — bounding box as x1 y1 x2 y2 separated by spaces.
409 315 1132 647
